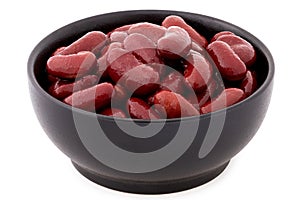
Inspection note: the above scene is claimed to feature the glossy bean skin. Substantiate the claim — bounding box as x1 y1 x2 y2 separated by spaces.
127 98 160 119
240 70 257 97
197 78 220 108
107 48 142 82
191 42 205 54
184 51 213 92
100 108 126 118
97 42 123 78
112 84 127 103
123 33 161 64
200 88 245 114
49 75 98 99
153 90 199 118
110 31 128 43
161 71 186 94
162 15 208 47
58 31 107 56
122 65 160 96
47 51 97 79
64 82 114 111
109 24 132 34
157 26 191 59
207 41 247 81
216 34 256 66
128 22 167 43
210 31 234 42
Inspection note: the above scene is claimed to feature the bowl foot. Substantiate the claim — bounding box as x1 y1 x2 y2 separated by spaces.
72 161 229 194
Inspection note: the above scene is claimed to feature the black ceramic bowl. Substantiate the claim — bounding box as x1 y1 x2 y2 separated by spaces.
28 10 274 194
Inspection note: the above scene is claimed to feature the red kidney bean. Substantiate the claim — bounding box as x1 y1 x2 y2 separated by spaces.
161 71 186 94
200 88 245 114
216 34 256 66
122 65 160 96
100 42 123 56
47 74 61 85
191 42 204 54
46 17 259 117
153 90 199 118
123 33 161 64
210 31 234 42
110 31 128 43
107 48 142 82
112 84 127 103
127 98 160 119
64 82 113 111
240 70 257 97
207 41 247 81
97 42 123 78
100 108 126 118
197 78 220 108
58 31 107 56
47 51 97 79
128 22 167 43
157 26 192 59
110 24 132 34
184 51 213 92
149 63 166 78
162 15 208 47
49 75 98 99
53 47 66 56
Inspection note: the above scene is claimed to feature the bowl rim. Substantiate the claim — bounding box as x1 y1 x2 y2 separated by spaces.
27 9 275 123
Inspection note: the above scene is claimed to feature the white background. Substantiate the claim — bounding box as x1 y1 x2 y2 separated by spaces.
1 0 299 199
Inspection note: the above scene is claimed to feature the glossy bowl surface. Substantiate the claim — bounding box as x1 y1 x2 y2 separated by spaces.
28 10 274 194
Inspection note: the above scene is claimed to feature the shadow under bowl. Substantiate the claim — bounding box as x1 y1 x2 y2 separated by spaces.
28 10 274 194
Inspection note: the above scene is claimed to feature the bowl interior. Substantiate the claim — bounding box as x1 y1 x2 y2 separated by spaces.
30 10 271 118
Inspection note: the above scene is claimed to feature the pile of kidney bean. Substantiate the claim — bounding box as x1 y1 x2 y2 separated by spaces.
46 15 257 119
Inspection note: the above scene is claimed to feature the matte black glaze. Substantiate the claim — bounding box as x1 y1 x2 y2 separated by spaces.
28 10 274 194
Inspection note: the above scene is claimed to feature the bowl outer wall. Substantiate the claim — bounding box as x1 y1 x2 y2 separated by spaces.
28 10 274 182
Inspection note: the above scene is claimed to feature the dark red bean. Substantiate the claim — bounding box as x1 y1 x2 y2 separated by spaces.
186 78 218 111
107 48 142 82
124 33 161 64
47 51 97 79
210 31 234 42
216 34 256 66
122 65 160 96
200 88 245 114
58 31 107 56
161 71 186 94
128 22 167 43
191 42 204 54
207 41 247 81
64 82 114 111
110 31 128 43
184 51 213 92
110 24 132 33
47 74 61 85
112 84 127 103
157 26 191 59
100 42 123 56
97 42 123 78
240 70 257 97
162 15 208 47
153 90 199 118
100 108 126 118
49 75 98 99
127 98 160 119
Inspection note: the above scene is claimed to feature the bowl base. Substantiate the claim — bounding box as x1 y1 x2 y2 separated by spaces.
72 161 230 194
